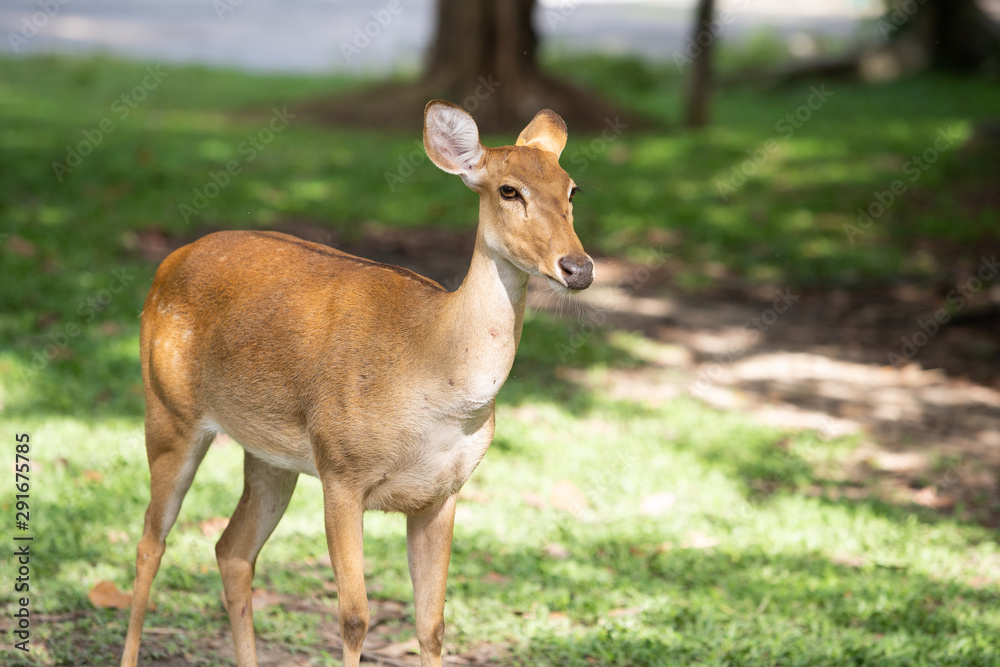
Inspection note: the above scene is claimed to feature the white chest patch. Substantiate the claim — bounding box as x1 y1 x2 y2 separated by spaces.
363 419 491 513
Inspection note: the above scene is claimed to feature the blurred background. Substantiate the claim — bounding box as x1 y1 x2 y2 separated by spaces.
1 0 879 73
2 1 1000 665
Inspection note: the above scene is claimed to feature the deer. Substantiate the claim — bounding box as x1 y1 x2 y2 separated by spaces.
120 100 594 667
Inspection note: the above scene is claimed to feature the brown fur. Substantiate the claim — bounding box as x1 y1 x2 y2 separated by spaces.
120 101 593 667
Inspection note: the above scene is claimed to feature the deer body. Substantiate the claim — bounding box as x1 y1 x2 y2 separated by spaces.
122 101 593 667
150 230 515 511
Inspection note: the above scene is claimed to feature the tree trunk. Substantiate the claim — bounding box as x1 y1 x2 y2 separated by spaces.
883 0 1000 72
298 0 642 134
420 0 544 131
684 0 715 128
728 0 1000 85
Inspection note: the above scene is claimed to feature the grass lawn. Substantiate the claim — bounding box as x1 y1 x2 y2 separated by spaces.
1 53 999 665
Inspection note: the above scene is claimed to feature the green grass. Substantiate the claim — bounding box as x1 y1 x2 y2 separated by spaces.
5 382 1000 665
2 54 999 665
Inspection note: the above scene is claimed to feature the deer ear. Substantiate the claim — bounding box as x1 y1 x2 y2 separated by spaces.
515 109 568 158
423 100 484 179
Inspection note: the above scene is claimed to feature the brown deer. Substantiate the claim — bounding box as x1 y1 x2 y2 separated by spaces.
120 100 594 667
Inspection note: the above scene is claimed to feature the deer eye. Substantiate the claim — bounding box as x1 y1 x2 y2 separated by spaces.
569 187 579 202
499 185 518 200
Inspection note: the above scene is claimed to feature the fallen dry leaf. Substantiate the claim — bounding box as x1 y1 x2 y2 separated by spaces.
376 636 421 658
107 529 130 544
831 553 866 568
6 236 37 257
639 491 677 516
251 588 282 609
608 606 642 618
82 470 103 483
199 516 230 537
220 588 282 612
543 543 570 559
483 571 512 585
521 489 546 509
462 642 511 664
36 311 61 329
968 576 996 589
550 480 588 514
89 580 132 609
100 321 121 336
912 486 955 509
547 611 570 624
684 530 719 549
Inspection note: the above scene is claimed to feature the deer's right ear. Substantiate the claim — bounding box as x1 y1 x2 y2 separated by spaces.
423 100 484 182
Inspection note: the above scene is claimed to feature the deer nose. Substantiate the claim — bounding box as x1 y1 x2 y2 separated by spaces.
559 255 595 290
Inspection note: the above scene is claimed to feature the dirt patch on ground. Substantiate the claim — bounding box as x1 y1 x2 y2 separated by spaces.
540 253 1000 528
141 595 503 666
25 599 500 666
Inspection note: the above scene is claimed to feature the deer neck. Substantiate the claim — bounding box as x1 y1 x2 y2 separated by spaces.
433 216 529 401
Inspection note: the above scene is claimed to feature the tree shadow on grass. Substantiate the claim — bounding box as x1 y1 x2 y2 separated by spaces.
25 524 999 666
16 409 999 665
451 533 1000 666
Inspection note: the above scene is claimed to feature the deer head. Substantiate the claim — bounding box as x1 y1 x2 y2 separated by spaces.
423 100 595 292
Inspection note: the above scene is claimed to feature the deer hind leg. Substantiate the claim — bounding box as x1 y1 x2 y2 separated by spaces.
121 407 214 666
215 451 298 667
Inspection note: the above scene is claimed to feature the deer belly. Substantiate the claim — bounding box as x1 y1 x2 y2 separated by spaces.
363 423 490 514
202 417 320 477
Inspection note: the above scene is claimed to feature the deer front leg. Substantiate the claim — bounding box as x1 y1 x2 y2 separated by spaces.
407 494 458 667
321 480 369 667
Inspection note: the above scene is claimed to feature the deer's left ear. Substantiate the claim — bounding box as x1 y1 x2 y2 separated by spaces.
515 109 567 159
424 100 484 180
